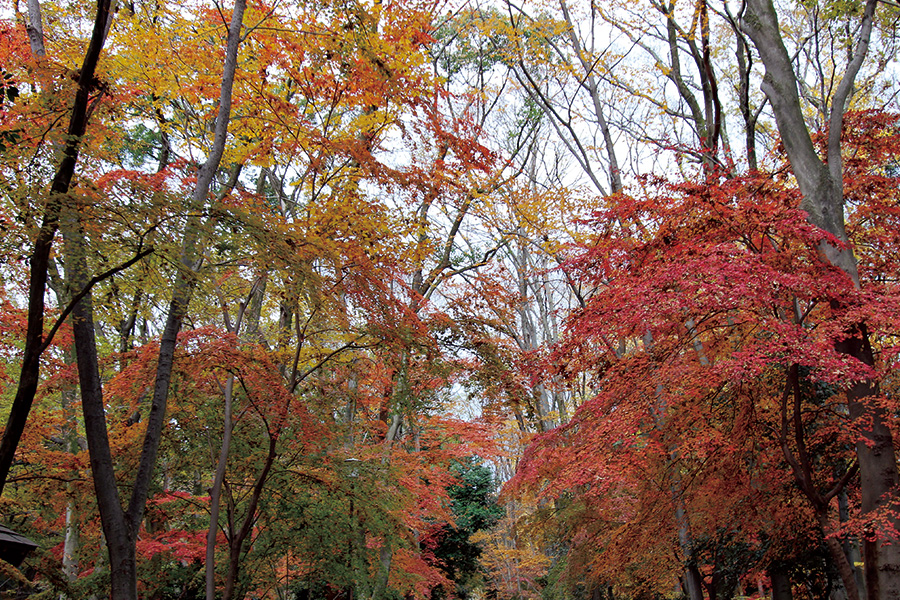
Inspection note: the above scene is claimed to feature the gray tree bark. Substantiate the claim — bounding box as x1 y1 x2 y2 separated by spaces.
25 0 46 57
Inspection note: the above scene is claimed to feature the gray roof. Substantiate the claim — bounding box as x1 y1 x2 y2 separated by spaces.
0 525 37 549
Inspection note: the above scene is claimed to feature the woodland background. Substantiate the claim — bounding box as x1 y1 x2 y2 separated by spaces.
2 0 900 599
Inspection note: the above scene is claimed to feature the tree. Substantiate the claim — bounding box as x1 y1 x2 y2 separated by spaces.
741 1 900 597
431 458 503 599
66 1 246 597
2 1 512 597
5 0 900 598
504 99 900 597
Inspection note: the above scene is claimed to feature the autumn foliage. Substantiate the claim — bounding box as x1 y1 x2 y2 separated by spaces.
507 112 900 598
3 0 900 597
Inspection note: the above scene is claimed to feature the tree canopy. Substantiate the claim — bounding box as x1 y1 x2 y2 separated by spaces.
2 0 900 599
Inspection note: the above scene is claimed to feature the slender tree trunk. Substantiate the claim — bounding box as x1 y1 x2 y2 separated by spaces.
205 277 256 599
61 347 80 584
206 375 234 600
723 0 760 172
48 253 82 589
62 498 79 580
223 542 242 600
840 490 868 598
25 0 46 57
221 434 276 600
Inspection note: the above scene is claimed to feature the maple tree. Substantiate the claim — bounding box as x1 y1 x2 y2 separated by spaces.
500 112 900 599
742 1 900 596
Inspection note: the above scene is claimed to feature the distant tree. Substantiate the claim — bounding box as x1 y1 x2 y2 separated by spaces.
432 458 503 600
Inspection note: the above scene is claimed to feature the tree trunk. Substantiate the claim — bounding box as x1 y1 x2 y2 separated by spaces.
61 346 80 583
48 247 82 588
62 497 79 580
820 512 863 600
838 328 900 600
840 489 868 598
25 0 46 57
64 208 138 600
768 563 793 600
676 503 704 600
206 375 234 600
221 434 276 600
370 546 393 600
